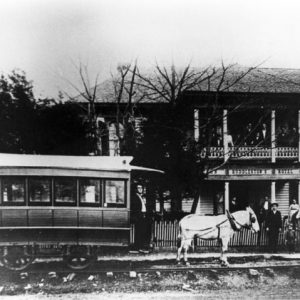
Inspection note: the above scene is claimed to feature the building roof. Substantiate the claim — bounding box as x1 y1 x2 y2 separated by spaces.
199 67 300 93
72 67 300 104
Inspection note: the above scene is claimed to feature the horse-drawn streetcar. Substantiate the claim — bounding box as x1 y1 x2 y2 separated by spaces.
0 153 161 271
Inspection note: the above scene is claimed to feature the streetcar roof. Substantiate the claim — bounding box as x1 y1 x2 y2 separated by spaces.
0 153 164 173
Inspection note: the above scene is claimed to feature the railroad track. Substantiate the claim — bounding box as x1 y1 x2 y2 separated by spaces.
2 258 300 274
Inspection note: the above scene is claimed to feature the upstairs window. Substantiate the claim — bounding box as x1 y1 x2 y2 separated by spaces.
29 178 51 204
2 177 25 205
54 178 76 205
104 180 126 207
79 178 101 206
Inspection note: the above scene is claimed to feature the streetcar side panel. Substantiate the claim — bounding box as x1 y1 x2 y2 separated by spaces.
0 168 131 248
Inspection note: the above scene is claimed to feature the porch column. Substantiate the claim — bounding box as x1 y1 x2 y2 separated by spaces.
194 109 199 142
223 109 228 162
271 181 276 203
224 181 229 212
298 181 300 204
271 110 276 163
298 110 300 162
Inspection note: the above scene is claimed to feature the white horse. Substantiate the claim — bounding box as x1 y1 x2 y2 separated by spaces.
176 206 260 266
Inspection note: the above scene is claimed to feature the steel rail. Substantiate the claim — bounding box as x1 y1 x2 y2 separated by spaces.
2 260 300 275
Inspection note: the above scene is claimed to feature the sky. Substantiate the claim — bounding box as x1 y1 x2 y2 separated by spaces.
0 0 300 98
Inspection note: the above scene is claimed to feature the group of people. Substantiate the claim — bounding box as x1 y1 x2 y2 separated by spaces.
259 196 299 253
210 123 270 148
230 195 299 253
276 125 298 147
242 122 270 147
210 122 298 148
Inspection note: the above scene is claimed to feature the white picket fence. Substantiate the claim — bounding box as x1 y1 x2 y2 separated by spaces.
147 220 299 250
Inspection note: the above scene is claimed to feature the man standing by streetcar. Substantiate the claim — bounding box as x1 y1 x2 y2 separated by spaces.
266 202 282 253
131 183 151 252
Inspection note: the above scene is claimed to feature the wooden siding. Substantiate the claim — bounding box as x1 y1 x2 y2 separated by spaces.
28 209 52 226
199 189 214 215
103 210 129 227
2 209 27 227
53 210 77 227
199 182 220 215
276 181 290 217
79 210 102 227
0 207 129 229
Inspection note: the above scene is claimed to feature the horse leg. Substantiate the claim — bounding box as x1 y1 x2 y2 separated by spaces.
176 236 182 264
183 243 190 266
220 237 230 267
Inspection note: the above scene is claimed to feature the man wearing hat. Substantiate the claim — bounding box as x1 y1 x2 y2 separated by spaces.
266 201 282 253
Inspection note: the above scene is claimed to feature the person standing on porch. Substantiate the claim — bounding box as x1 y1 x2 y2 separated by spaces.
216 192 224 215
266 202 282 253
260 123 269 146
230 196 239 212
288 199 299 229
259 196 270 224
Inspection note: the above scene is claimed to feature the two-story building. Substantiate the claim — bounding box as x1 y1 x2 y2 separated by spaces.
74 67 300 217
186 90 300 218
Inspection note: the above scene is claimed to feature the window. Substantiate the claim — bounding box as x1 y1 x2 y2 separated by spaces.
2 177 25 205
79 178 101 205
105 180 126 207
54 178 76 205
29 178 51 204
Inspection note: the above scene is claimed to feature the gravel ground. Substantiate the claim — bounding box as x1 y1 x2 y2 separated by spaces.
0 263 300 297
1 253 300 298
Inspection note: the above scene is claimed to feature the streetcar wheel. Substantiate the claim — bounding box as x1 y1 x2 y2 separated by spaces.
0 246 34 271
63 246 96 270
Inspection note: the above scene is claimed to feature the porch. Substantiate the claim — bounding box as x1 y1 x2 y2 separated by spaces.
194 107 300 162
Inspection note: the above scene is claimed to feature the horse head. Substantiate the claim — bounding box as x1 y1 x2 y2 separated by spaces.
246 206 260 232
232 207 260 233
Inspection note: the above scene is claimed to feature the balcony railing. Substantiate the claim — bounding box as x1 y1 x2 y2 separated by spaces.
200 147 298 160
276 147 298 158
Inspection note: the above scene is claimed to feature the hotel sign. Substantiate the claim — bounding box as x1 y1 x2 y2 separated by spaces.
209 168 300 177
229 169 272 175
275 168 299 175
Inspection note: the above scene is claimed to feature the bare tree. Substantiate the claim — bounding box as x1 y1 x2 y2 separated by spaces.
108 61 148 155
62 62 100 155
135 63 216 106
134 62 263 214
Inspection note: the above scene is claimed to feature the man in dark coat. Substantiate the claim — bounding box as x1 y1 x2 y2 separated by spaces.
131 184 151 252
259 196 270 224
266 202 282 253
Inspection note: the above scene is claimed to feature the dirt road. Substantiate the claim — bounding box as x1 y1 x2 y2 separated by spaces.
2 288 300 300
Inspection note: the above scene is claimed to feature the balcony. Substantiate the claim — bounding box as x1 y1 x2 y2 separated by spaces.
200 146 298 160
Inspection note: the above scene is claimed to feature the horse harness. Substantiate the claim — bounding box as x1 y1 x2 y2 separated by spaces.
185 210 256 240
227 209 256 231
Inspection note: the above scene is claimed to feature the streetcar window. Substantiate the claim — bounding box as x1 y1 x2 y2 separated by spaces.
79 178 101 205
28 178 51 204
54 178 76 205
2 177 25 204
104 180 126 207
